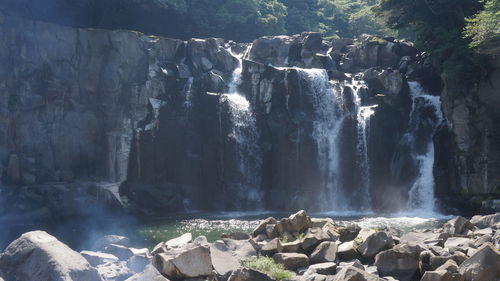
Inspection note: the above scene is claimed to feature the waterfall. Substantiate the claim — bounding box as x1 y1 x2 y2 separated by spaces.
222 45 263 210
183 76 194 108
406 81 444 212
297 69 348 211
350 80 376 210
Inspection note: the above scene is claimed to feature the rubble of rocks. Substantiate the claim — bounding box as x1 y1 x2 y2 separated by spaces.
0 211 499 281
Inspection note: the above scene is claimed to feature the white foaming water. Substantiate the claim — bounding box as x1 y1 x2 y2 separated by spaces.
183 76 194 108
298 69 348 211
349 80 376 210
223 45 263 210
406 81 444 214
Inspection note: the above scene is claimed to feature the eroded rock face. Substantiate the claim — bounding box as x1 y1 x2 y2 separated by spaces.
0 231 102 281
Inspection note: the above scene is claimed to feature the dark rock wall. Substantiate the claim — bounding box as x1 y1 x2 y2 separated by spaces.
1 14 498 215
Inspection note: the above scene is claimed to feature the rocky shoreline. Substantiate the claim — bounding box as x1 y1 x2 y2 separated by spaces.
0 211 498 281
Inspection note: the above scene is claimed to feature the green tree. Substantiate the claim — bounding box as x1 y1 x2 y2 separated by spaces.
464 0 500 50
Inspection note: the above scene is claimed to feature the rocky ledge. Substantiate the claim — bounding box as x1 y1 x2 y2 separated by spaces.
0 211 499 281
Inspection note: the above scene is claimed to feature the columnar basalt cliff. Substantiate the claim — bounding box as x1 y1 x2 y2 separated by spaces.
0 14 498 217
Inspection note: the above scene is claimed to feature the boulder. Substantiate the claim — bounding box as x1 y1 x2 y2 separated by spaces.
153 241 212 280
332 266 385 281
374 243 423 281
310 242 338 264
103 244 135 261
125 264 169 281
210 239 257 276
336 260 365 273
441 217 474 236
249 36 297 66
260 238 279 256
227 268 274 281
444 238 474 254
301 32 323 58
458 243 500 281
363 67 404 99
97 261 134 281
81 251 120 267
93 235 130 252
336 224 361 242
429 253 467 270
304 262 337 275
221 232 251 241
152 233 192 254
276 210 312 235
277 239 303 253
421 269 464 281
301 228 331 252
400 232 445 248
337 241 361 261
357 232 395 260
0 231 102 281
253 217 278 236
470 213 500 229
273 253 309 270
311 218 335 228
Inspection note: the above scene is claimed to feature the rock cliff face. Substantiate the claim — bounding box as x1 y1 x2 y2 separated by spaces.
0 14 497 216
435 54 500 213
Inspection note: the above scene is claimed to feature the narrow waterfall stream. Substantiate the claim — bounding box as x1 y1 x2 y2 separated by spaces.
298 69 348 211
350 79 376 211
222 46 263 210
406 81 444 213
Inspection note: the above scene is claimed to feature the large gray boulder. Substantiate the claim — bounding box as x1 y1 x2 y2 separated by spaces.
273 253 309 270
227 268 274 281
374 243 423 281
253 217 278 236
301 228 331 252
125 264 169 281
80 251 119 267
357 232 394 260
210 239 257 276
0 231 102 281
92 235 130 252
337 241 361 261
441 217 474 236
470 213 500 229
310 242 337 264
153 237 212 280
458 243 500 281
276 210 312 235
332 266 385 281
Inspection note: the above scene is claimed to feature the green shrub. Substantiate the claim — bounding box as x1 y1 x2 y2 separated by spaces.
241 257 295 281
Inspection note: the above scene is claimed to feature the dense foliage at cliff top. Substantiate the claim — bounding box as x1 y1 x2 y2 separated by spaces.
0 0 497 87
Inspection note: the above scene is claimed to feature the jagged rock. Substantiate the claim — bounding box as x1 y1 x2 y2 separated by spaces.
332 266 385 281
363 67 404 100
443 238 474 254
81 251 120 267
357 232 395 260
458 243 500 281
266 224 279 239
125 264 169 281
304 263 337 275
227 268 274 281
276 210 312 235
429 253 467 270
153 239 212 280
311 218 335 228
210 239 257 276
104 244 135 261
273 253 309 270
400 232 445 248
374 243 423 281
253 217 278 236
331 38 353 52
301 32 323 58
301 228 331 251
337 241 361 261
93 235 130 252
421 269 464 281
310 242 338 264
336 224 361 242
441 217 474 236
278 239 303 253
0 231 102 281
261 238 279 256
470 213 500 229
336 260 365 273
97 261 134 281
249 36 298 66
365 266 379 276
152 233 193 255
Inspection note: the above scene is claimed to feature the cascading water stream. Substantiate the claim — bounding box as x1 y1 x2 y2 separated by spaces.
405 81 444 213
222 45 264 210
349 79 376 210
297 69 347 211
